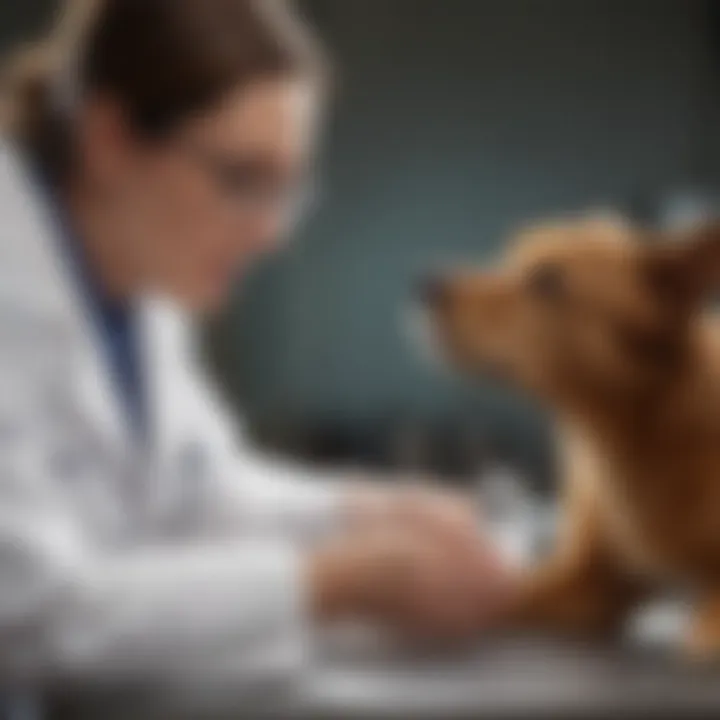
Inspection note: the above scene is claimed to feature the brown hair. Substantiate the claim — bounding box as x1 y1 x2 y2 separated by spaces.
1 0 328 179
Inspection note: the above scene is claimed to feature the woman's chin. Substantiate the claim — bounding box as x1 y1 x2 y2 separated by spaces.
169 278 234 315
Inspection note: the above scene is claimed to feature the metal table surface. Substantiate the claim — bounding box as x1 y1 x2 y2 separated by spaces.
56 614 720 720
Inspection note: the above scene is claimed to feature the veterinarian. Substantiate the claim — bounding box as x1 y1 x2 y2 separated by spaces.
0 0 513 705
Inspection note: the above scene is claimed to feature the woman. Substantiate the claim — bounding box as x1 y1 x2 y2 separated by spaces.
0 0 510 697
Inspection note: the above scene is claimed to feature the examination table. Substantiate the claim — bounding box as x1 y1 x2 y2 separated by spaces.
53 605 720 720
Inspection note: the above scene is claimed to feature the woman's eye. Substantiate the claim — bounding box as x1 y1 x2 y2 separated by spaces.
526 263 566 300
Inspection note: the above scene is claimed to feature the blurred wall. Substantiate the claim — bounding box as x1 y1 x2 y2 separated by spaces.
212 0 720 450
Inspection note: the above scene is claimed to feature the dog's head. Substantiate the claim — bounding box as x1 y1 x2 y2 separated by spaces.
417 217 720 407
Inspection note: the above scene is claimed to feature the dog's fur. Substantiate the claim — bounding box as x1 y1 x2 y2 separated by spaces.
422 216 720 657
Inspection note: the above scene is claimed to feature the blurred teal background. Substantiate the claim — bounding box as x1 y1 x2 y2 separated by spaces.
3 0 720 482
209 0 720 477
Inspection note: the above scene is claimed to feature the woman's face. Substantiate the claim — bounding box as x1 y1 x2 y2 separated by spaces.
92 77 321 312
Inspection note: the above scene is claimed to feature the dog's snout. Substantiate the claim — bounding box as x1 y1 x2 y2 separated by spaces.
416 274 449 307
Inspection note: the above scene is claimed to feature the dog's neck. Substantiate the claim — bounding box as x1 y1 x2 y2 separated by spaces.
555 323 720 456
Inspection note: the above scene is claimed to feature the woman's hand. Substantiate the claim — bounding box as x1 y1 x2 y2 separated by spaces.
308 504 517 643
345 481 486 550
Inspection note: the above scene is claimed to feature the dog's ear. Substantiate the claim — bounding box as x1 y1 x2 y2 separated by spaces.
644 223 720 309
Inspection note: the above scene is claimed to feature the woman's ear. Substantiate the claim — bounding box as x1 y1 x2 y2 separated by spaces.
644 223 720 309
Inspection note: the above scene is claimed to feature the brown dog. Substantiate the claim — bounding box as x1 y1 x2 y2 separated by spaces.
419 216 720 657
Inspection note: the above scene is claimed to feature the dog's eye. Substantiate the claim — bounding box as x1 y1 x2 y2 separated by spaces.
525 263 566 300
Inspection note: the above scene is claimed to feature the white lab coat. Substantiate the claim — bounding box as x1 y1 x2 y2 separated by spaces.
0 141 347 692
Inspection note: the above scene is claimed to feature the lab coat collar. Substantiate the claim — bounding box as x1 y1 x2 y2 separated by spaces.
138 292 201 460
0 141 197 458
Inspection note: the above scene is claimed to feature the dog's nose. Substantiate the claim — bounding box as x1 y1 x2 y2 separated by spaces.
416 274 449 307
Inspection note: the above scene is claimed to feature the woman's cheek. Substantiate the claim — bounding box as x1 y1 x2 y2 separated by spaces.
242 212 287 258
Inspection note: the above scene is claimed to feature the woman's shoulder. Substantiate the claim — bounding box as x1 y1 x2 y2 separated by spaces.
0 139 74 316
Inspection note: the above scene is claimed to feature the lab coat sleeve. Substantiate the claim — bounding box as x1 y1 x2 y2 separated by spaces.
217 444 349 542
192 373 351 543
0 335 313 689
2 516 312 688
